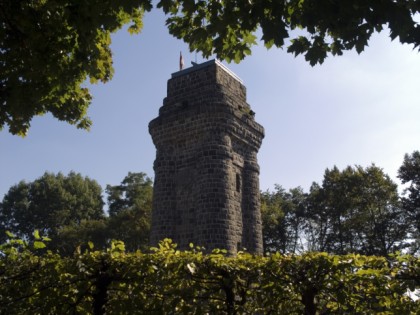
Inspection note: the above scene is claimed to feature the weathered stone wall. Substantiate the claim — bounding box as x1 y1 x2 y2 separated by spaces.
149 60 264 255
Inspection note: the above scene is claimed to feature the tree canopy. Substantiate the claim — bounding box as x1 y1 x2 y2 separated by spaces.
261 185 306 254
0 172 105 243
105 172 153 251
1 0 419 135
262 164 411 256
398 151 420 255
305 165 408 256
160 0 420 64
1 0 152 136
0 171 153 254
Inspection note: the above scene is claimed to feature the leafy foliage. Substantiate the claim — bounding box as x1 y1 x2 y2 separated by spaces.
0 171 154 255
2 1 420 135
262 164 411 256
0 0 152 136
106 172 153 217
158 0 420 64
305 165 409 256
0 172 105 244
106 172 153 251
261 185 306 254
0 238 418 314
398 151 420 255
48 219 108 255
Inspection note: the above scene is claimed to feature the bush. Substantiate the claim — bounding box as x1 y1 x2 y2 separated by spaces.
0 238 418 314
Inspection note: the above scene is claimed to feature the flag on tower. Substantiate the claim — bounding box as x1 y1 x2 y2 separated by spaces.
180 51 184 70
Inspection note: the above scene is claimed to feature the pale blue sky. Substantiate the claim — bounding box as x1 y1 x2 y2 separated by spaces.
1 9 420 200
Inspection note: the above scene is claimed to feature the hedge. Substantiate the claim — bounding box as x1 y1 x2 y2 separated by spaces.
1 237 418 314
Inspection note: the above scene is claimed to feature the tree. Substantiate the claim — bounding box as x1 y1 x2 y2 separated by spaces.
261 185 306 254
305 165 409 256
2 1 420 136
105 172 153 251
0 171 153 254
0 171 105 242
160 0 420 64
398 151 420 255
1 0 152 136
48 219 108 255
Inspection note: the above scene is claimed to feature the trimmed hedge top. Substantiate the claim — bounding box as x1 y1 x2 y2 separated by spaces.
1 238 419 314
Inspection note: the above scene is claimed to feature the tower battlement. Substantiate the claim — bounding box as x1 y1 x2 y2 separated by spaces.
149 60 264 254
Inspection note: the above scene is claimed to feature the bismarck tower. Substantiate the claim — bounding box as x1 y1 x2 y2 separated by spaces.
149 60 264 255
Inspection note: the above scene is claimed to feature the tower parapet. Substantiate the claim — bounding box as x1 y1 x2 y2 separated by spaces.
149 60 264 254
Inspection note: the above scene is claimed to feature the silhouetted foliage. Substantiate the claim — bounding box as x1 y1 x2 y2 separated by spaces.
398 150 420 255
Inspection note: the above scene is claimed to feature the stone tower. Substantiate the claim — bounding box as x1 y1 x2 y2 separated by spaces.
149 60 264 255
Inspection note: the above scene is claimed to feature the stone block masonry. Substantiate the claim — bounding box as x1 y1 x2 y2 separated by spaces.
149 60 264 255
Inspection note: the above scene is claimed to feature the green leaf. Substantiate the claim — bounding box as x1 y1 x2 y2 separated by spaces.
34 241 46 249
5 231 15 238
33 230 41 240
